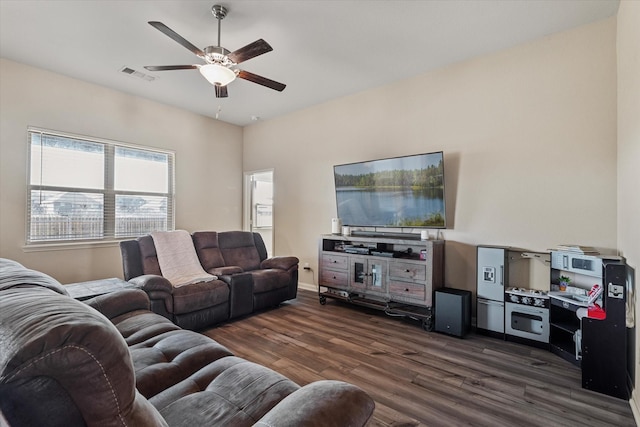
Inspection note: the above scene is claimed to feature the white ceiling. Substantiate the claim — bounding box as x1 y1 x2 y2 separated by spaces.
0 0 619 127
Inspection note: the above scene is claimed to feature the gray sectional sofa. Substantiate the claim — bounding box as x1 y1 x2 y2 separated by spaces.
120 231 298 330
0 258 375 426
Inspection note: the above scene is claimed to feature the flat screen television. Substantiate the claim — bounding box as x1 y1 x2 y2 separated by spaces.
334 151 446 229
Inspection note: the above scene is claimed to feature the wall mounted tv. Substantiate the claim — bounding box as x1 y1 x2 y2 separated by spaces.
334 151 446 229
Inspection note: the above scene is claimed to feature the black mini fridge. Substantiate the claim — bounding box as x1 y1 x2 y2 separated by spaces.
435 288 471 337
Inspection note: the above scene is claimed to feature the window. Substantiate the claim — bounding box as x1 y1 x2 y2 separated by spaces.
27 127 174 244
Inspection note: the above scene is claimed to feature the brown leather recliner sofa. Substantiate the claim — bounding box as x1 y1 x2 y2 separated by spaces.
0 258 375 426
120 231 298 330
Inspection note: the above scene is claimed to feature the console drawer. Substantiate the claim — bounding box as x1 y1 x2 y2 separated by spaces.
389 281 426 301
320 269 348 287
321 253 349 270
389 262 426 282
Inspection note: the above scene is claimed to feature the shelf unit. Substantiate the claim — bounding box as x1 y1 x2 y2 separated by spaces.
549 296 583 366
548 253 630 399
318 233 444 330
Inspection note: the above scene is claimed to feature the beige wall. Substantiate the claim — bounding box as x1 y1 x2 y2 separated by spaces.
617 0 640 417
244 18 618 293
0 59 243 283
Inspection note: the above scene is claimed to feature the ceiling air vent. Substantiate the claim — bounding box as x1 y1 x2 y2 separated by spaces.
120 66 157 82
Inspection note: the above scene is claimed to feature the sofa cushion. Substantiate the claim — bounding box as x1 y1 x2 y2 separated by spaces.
171 280 230 314
0 258 69 295
192 231 227 270
112 310 182 344
261 256 299 271
255 380 377 427
218 231 262 271
151 356 300 426
251 269 291 293
127 329 233 399
86 288 151 320
138 235 162 276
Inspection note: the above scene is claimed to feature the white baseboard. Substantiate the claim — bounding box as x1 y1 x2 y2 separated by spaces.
298 281 317 292
630 389 640 425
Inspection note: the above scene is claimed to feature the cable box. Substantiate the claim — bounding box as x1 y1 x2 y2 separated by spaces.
344 247 371 255
371 251 394 257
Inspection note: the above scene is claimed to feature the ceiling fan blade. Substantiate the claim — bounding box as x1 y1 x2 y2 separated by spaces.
215 85 228 98
144 65 198 71
148 21 205 58
237 70 286 92
228 39 273 64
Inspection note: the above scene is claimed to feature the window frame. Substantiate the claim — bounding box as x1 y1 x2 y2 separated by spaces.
26 126 175 246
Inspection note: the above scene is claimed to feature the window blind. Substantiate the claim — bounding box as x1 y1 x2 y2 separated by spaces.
27 127 175 244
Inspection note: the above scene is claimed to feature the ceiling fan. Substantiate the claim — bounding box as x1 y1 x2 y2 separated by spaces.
144 4 285 98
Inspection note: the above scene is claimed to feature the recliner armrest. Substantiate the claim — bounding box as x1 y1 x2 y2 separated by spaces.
260 256 299 271
208 266 244 276
127 275 174 318
254 380 374 427
129 274 173 294
217 272 254 318
85 288 150 320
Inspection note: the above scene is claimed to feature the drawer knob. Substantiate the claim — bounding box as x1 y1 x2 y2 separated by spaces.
405 269 410 273
405 288 409 292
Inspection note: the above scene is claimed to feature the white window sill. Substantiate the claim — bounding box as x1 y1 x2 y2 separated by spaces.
23 240 121 252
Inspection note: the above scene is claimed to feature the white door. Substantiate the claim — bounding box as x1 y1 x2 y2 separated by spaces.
244 170 273 256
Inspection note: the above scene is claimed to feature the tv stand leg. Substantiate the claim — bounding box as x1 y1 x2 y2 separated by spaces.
422 316 434 332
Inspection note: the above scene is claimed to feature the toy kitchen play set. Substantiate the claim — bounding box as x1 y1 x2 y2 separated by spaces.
476 245 631 400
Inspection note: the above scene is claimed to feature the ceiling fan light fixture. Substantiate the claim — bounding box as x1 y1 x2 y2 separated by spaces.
199 64 236 86
146 6 285 98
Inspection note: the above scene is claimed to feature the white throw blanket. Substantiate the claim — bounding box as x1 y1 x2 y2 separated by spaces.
151 230 216 287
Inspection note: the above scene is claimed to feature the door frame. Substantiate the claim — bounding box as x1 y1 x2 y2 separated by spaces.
243 169 274 255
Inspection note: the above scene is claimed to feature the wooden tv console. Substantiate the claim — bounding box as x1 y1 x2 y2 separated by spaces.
318 233 444 330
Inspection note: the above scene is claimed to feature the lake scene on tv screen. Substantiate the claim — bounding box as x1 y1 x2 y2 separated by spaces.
334 152 445 228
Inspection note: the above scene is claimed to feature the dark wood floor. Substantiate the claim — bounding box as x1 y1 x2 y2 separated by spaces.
204 290 635 426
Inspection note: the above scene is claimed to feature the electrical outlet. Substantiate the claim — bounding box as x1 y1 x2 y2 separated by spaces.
303 262 311 271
